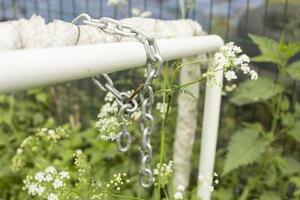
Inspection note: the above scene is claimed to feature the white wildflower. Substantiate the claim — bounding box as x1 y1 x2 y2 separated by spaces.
224 84 237 93
178 185 186 192
174 191 184 200
34 172 45 182
45 174 53 182
214 52 229 69
27 184 44 196
250 70 258 80
53 179 63 189
48 129 55 136
59 171 69 179
17 148 23 154
198 172 219 193
239 54 250 63
240 63 250 74
214 42 258 82
48 193 58 200
224 71 237 81
76 149 82 155
104 92 115 102
131 110 141 121
45 166 57 174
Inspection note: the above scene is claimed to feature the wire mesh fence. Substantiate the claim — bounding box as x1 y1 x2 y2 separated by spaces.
0 0 297 42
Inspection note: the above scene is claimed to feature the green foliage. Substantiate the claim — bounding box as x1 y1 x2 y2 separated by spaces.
287 121 300 142
287 61 300 81
220 35 300 199
230 77 282 106
249 34 300 66
223 128 269 175
259 191 281 200
276 156 300 175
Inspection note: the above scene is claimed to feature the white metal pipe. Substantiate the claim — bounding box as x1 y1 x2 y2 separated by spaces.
0 35 223 93
197 66 224 200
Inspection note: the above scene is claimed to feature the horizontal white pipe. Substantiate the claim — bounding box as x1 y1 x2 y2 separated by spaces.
0 35 223 93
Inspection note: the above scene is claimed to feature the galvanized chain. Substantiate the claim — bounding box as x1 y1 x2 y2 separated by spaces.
72 14 163 188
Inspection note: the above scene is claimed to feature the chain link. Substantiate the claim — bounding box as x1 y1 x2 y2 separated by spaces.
72 14 163 188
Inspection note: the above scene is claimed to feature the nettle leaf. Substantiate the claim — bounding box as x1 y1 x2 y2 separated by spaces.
283 42 300 58
287 121 300 143
259 191 281 200
242 122 264 132
230 77 282 106
249 34 283 66
281 112 295 128
276 156 300 175
223 128 269 175
287 61 300 81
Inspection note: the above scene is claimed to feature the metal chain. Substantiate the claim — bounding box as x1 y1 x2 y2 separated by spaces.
72 14 163 188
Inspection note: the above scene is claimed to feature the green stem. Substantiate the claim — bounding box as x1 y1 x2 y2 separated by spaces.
155 68 223 96
270 67 286 134
163 187 170 199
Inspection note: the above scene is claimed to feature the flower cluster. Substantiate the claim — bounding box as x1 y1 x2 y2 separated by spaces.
73 149 91 184
198 172 219 192
96 92 124 141
11 127 68 172
213 42 258 82
35 127 68 143
153 161 173 186
105 173 130 191
173 185 186 200
96 91 140 142
23 166 70 200
222 84 237 96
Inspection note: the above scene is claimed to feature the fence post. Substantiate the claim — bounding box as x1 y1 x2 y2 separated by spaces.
197 66 223 200
173 56 201 190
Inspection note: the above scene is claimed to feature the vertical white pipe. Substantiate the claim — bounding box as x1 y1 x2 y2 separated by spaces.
197 67 223 200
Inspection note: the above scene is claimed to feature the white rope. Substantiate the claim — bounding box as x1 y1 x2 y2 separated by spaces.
0 15 205 51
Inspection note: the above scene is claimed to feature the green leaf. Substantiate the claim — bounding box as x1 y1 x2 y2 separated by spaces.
213 188 233 200
277 156 300 175
242 122 264 132
280 96 290 111
35 92 48 103
238 186 250 200
287 61 300 81
259 191 281 200
223 128 269 175
249 34 300 67
287 121 300 142
285 42 300 58
281 112 295 128
249 34 283 66
230 77 282 106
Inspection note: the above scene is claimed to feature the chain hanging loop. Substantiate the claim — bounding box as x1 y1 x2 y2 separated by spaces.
72 14 163 188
